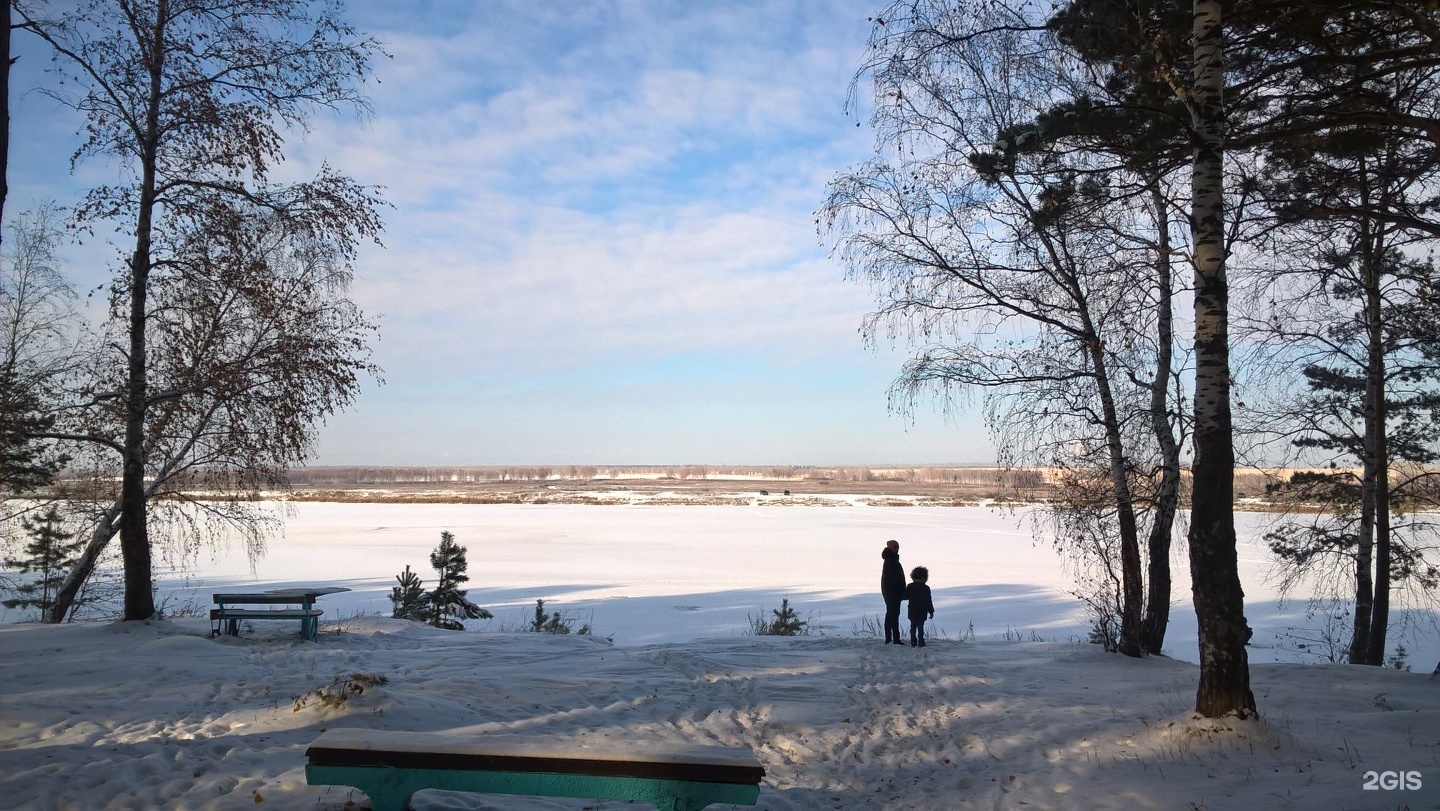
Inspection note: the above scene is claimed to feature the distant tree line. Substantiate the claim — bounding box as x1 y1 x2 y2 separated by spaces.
279 464 1055 487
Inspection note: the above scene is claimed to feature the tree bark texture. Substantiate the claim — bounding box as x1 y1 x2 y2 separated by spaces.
1362 218 1392 666
1186 0 1256 718
1350 464 1376 662
44 501 122 622
118 0 169 622
1085 337 1145 658
2 4 11 239
1141 184 1179 656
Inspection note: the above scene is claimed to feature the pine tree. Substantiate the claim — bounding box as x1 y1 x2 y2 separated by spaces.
767 599 808 636
388 532 492 630
389 565 428 622
749 598 808 636
526 599 589 635
1256 244 1440 665
2 506 83 619
426 532 490 630
530 599 567 634
0 371 62 495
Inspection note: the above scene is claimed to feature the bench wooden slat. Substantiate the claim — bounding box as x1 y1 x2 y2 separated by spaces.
210 608 323 620
213 593 312 605
307 728 764 785
307 746 764 785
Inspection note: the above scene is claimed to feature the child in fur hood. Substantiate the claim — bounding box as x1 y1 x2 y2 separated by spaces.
906 566 935 647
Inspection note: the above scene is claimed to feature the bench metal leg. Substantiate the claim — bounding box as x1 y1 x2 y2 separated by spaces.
307 766 417 811
212 613 320 640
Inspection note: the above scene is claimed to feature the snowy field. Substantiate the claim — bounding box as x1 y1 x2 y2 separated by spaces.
130 501 1437 667
2 502 1439 810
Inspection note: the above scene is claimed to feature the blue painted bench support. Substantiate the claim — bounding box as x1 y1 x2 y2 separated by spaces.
305 728 765 811
209 607 324 640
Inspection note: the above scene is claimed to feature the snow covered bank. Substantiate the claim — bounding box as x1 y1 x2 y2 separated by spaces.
1 618 1436 810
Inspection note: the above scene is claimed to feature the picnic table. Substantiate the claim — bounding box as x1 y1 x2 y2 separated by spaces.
211 587 350 641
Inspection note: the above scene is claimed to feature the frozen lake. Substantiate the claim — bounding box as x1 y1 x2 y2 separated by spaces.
123 502 1437 667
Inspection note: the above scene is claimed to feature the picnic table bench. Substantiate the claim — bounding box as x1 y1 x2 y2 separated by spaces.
305 728 765 811
210 587 349 641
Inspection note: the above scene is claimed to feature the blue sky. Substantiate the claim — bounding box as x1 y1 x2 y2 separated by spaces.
7 0 994 466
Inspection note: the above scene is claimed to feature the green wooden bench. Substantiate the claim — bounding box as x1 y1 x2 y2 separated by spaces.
305 728 766 811
211 588 348 641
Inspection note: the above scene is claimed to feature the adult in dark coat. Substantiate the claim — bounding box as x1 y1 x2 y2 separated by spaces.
880 540 906 644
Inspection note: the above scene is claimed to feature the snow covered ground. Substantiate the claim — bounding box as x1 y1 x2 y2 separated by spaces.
2 502 1438 810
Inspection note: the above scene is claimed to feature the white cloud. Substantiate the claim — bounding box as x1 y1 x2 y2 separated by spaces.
10 0 996 465
286 1 889 392
353 199 870 381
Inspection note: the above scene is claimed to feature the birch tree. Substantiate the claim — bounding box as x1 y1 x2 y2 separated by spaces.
1050 0 1256 718
824 0 1187 658
15 0 383 621
1184 0 1256 722
43 215 379 623
1 205 78 494
1047 0 1440 712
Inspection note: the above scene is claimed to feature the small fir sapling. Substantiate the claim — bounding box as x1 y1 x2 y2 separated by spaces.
768 598 808 635
428 531 492 630
750 598 809 636
389 532 493 629
1387 644 1412 673
390 565 428 622
2 506 85 620
528 599 590 635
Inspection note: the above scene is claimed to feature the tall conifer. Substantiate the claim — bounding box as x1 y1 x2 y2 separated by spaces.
3 506 83 619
